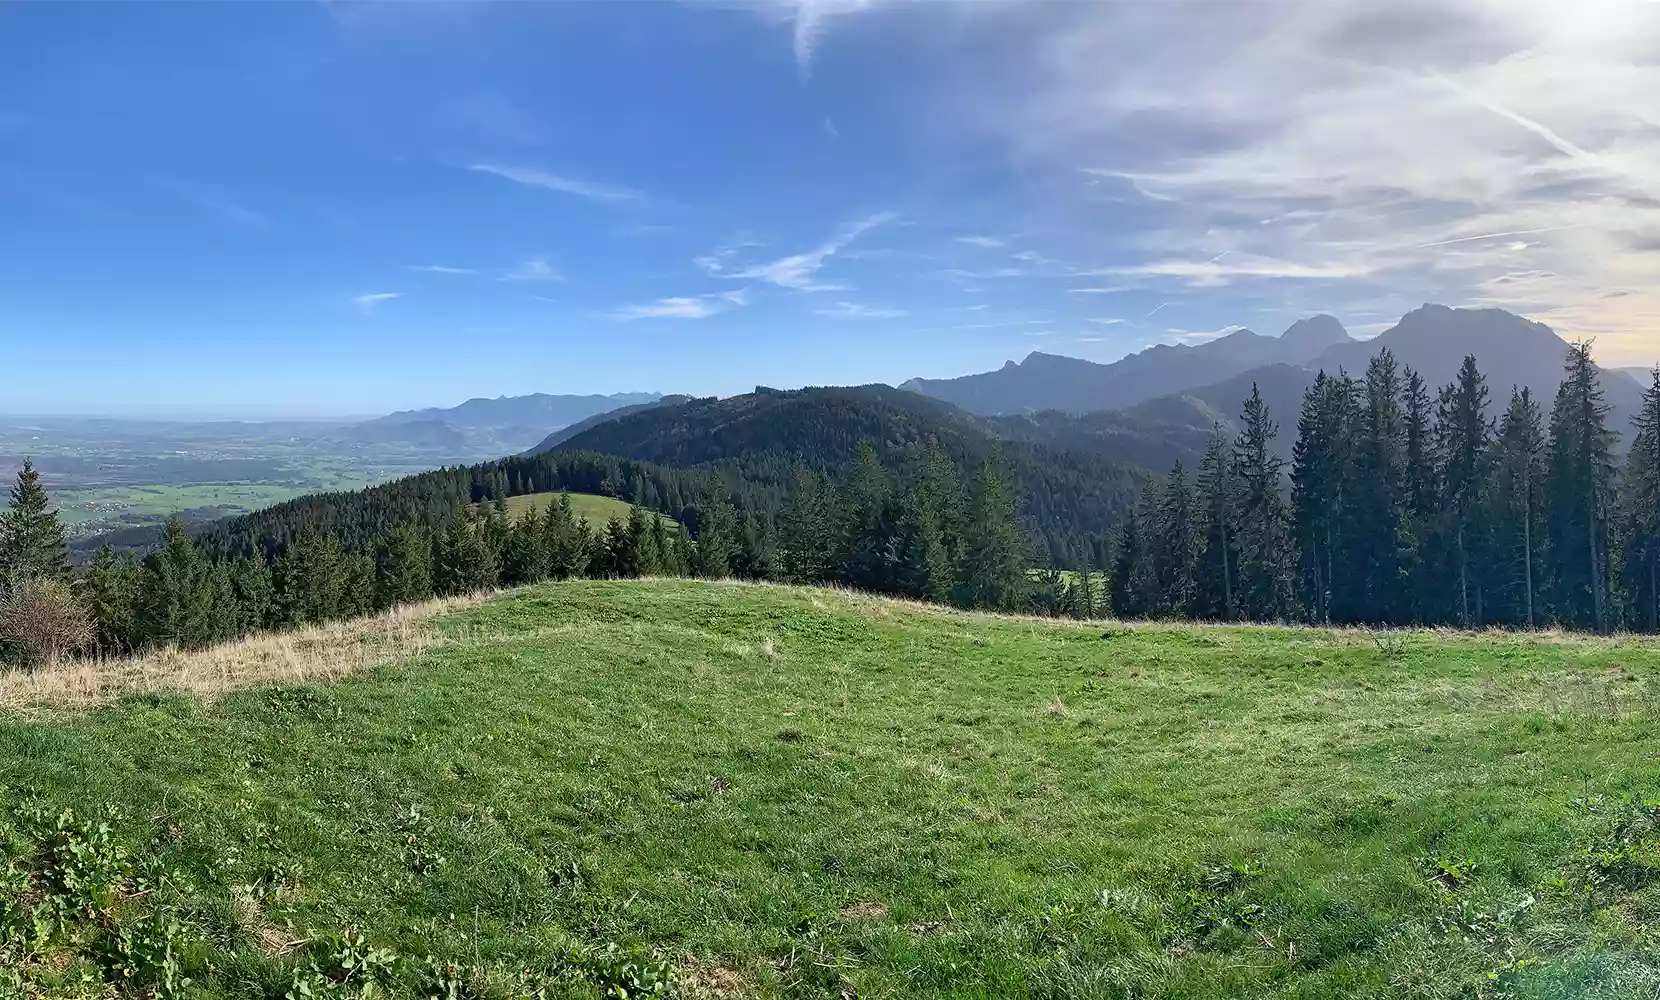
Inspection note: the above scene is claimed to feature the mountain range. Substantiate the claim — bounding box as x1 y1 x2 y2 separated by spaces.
337 391 663 456
900 313 1352 415
903 305 1646 452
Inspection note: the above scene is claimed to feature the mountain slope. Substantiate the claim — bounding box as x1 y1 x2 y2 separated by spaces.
342 391 659 454
1123 364 1320 460
524 394 693 455
901 315 1353 415
366 391 661 430
547 384 1154 564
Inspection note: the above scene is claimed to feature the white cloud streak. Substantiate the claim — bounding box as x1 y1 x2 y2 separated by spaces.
815 301 909 319
353 292 399 312
611 289 749 321
501 257 561 282
468 163 642 203
701 212 894 291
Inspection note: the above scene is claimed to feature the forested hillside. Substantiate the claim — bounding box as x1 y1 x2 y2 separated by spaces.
541 384 1150 565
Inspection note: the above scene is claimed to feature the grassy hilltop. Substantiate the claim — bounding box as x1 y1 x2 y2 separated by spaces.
2 580 1659 997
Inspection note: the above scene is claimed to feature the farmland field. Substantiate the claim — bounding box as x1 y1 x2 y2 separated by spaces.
2 580 1659 997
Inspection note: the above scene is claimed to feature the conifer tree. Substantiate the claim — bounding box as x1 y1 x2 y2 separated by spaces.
84 544 143 654
1620 370 1660 629
376 519 434 606
542 494 583 580
1109 491 1152 619
956 450 1028 610
275 530 347 625
778 466 833 583
1546 341 1617 631
1486 387 1546 627
501 514 546 586
1150 461 1198 615
340 550 376 618
230 553 275 633
1435 356 1491 625
1403 368 1437 520
1193 428 1237 620
206 561 243 644
693 496 737 580
140 517 214 648
0 458 70 589
1231 383 1295 620
1291 372 1354 623
1343 349 1408 623
836 443 896 591
600 515 632 578
893 447 961 603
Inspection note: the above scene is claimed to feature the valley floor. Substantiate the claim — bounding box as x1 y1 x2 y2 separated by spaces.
2 580 1659 998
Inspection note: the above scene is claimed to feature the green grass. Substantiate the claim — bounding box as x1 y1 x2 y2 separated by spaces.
475 490 679 529
4 581 1660 997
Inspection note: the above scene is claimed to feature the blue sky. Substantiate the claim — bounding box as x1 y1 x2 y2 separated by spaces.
3 1 1658 417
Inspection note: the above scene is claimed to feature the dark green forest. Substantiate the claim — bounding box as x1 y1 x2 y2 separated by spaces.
3 342 1660 669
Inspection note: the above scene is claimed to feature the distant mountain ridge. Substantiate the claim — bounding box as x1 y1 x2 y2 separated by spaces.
524 395 694 455
901 314 1353 415
904 304 1645 449
341 391 665 457
365 391 661 430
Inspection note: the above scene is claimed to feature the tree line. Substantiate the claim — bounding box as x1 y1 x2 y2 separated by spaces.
1107 342 1660 631
0 445 1030 668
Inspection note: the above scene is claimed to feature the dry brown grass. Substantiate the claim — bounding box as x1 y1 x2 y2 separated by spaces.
0 592 489 713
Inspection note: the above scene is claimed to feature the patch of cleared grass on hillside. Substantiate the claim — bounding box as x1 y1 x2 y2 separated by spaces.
470 490 678 528
2 580 1660 998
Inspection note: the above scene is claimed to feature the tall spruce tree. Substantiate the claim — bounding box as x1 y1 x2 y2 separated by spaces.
1231 383 1295 620
836 443 896 592
1486 387 1546 627
777 466 833 583
84 544 142 654
0 458 70 590
693 491 737 580
1291 372 1354 624
1110 482 1156 618
1620 370 1660 629
1193 428 1237 620
893 447 961 603
376 519 434 606
1546 341 1617 631
139 517 215 649
230 553 275 633
275 530 347 625
1342 349 1408 623
1150 461 1198 615
956 451 1027 610
1436 356 1492 625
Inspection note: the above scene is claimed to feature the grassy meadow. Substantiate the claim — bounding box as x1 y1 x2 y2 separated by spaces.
472 491 680 528
2 580 1659 998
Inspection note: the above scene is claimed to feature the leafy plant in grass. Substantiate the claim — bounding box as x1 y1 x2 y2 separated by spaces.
0 803 200 996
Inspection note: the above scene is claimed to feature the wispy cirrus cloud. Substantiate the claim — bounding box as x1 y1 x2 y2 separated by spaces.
700 212 894 291
611 289 749 321
352 292 399 313
815 300 909 319
956 234 1006 249
501 257 561 282
468 163 642 203
407 264 477 275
